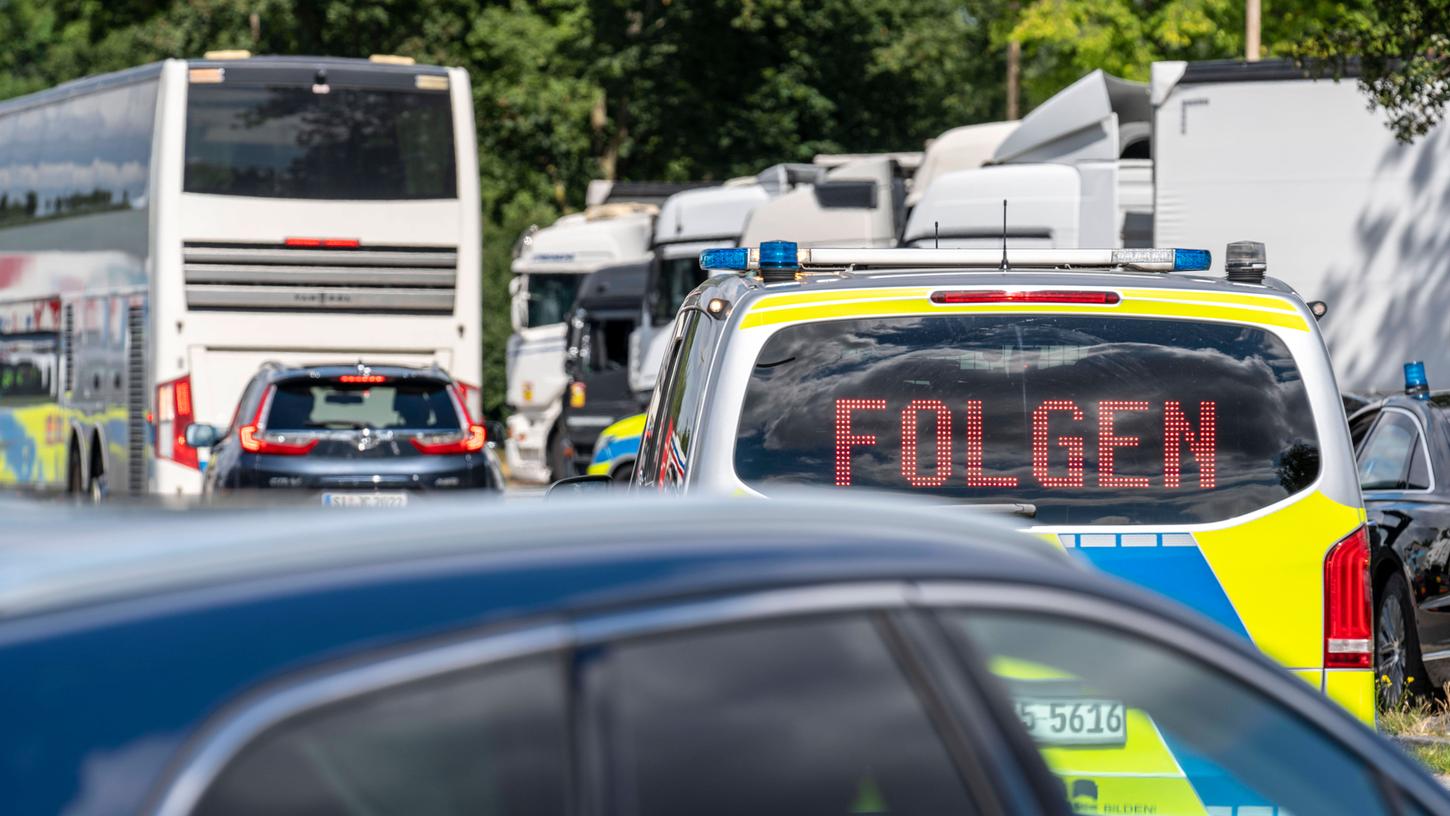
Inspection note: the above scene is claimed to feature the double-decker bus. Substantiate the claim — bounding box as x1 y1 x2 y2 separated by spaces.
0 54 481 497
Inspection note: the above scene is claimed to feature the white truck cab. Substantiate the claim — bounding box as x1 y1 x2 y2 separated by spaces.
740 156 908 249
906 70 1153 251
506 204 655 482
630 164 821 397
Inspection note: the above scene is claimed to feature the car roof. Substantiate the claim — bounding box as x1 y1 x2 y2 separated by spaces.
0 493 1064 621
697 265 1305 307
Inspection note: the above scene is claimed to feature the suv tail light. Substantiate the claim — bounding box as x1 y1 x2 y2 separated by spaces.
1325 526 1372 669
240 386 318 456
412 384 486 454
411 425 487 454
156 375 199 469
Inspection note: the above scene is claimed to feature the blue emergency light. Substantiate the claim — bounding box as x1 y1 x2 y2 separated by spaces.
1405 361 1430 399
700 243 1213 275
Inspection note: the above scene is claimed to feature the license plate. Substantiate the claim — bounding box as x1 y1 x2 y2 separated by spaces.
322 492 409 508
1013 698 1126 746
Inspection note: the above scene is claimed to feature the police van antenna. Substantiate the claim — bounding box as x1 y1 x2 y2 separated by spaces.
999 200 1009 272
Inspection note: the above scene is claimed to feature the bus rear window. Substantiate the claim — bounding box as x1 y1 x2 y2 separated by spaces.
267 380 459 432
185 84 456 200
734 315 1320 525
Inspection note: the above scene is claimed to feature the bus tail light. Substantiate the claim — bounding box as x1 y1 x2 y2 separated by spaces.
156 376 200 469
1325 526 1372 669
239 386 318 456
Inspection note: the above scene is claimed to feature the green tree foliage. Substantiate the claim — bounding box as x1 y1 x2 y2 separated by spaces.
1291 0 1450 142
1003 0 1347 106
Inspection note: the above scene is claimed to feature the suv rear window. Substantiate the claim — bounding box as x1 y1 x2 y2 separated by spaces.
267 379 459 432
734 315 1320 525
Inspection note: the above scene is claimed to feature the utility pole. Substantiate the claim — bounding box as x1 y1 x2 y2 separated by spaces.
1007 40 1021 120
1006 0 1021 120
1245 0 1261 61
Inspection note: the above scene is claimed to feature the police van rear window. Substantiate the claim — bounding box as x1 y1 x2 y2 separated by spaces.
734 315 1320 525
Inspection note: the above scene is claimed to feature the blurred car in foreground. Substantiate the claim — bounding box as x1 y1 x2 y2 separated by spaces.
1350 363 1450 705
189 362 500 504
4 495 1445 816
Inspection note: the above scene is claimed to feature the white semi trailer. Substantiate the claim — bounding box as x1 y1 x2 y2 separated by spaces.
505 204 654 482
1152 58 1450 394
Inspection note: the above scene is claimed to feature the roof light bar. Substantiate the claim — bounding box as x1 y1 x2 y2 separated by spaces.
700 245 1213 274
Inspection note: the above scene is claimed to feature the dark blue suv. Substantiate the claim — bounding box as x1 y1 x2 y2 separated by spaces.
191 362 501 502
5 495 1447 816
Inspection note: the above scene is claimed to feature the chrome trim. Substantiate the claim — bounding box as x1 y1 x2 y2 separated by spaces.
185 285 455 312
1419 649 1450 663
572 583 912 645
1361 406 1437 494
184 264 456 288
183 246 457 268
150 624 568 816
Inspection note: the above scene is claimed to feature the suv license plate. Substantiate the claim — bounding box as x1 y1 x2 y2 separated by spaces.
1014 698 1127 746
322 492 409 508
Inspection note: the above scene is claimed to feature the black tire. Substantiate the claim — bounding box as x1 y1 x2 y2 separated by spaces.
1377 571 1428 707
547 429 575 481
610 460 635 484
67 442 84 496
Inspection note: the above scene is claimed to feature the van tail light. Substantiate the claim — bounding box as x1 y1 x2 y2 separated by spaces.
930 290 1121 305
1325 526 1372 669
156 375 200 469
239 386 318 456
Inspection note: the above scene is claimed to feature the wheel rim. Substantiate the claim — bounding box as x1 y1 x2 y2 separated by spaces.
1378 593 1408 700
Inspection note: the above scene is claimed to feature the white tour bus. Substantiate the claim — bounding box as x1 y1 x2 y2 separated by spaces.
0 54 481 497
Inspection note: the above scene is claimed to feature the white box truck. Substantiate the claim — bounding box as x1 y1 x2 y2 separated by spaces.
1152 59 1450 393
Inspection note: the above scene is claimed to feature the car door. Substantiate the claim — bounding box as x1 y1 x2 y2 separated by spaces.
920 583 1450 815
1357 408 1450 680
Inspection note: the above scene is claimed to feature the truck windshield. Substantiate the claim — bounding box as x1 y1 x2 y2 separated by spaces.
267 379 459 431
734 315 1320 525
185 84 456 200
526 274 584 328
652 255 705 326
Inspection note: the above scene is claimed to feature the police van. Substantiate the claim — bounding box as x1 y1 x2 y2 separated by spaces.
630 241 1372 803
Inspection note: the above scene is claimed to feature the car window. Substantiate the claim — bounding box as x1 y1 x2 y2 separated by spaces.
597 615 980 816
1359 412 1420 491
942 610 1396 816
266 379 460 432
735 315 1320 525
638 310 702 488
1408 440 1432 490
193 654 567 816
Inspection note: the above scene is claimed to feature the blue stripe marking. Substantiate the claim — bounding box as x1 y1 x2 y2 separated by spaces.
591 433 641 466
1070 547 1252 642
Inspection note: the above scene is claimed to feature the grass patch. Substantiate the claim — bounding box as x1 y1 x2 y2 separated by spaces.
1406 742 1450 777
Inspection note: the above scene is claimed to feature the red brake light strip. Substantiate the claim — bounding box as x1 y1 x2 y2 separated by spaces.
930 290 1121 305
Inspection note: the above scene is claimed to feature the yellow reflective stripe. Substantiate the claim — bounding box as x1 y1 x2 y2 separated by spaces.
1040 710 1183 776
1290 668 1323 690
1325 669 1376 726
586 462 611 476
1195 491 1363 670
748 286 932 308
1119 288 1299 312
989 656 1076 681
738 297 1310 331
